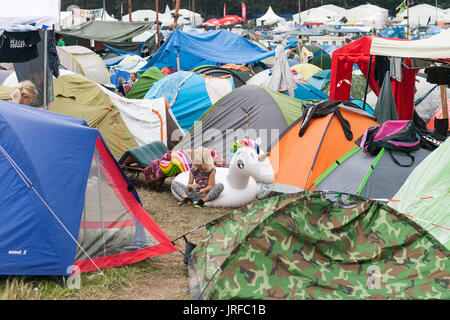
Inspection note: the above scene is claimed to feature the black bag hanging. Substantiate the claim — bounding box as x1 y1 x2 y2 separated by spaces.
358 120 421 167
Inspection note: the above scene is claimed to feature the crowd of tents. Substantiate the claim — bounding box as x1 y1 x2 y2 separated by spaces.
0 1 449 300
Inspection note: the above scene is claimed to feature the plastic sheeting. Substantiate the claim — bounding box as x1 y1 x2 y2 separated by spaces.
144 29 284 71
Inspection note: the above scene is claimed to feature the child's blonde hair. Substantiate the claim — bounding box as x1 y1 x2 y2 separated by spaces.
193 147 214 172
9 80 38 105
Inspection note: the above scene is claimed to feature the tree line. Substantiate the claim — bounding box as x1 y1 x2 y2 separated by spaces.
61 0 449 20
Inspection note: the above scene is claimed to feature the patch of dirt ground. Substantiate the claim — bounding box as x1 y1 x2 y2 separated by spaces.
123 175 230 300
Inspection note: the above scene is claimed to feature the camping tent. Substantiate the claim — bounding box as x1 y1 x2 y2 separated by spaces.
291 63 323 81
106 54 149 86
396 4 445 29
56 45 111 84
175 84 304 164
49 73 138 158
100 86 183 150
256 6 285 26
246 69 329 101
268 102 378 190
187 191 450 300
125 67 166 99
390 138 450 250
143 29 285 71
0 100 177 276
313 145 432 199
143 71 234 131
192 65 254 88
306 69 331 91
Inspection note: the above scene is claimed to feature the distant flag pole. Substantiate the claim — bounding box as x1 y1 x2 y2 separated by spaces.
396 0 407 16
242 3 246 20
223 3 227 18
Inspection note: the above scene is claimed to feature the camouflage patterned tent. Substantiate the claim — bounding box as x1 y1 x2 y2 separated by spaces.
188 191 449 300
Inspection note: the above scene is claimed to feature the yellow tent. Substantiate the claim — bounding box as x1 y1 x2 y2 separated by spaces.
291 63 323 81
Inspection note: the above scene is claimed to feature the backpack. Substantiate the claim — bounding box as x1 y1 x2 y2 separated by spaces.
358 120 421 167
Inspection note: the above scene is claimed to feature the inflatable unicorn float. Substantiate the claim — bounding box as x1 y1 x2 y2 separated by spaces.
171 138 275 207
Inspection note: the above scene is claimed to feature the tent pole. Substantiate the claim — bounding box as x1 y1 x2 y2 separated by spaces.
43 29 48 110
362 54 373 110
440 85 448 119
177 54 180 71
173 0 181 30
156 0 160 48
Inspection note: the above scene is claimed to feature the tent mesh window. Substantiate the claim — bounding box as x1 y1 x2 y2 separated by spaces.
75 149 159 261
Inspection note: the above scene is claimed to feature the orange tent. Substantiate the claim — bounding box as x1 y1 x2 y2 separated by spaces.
268 106 378 190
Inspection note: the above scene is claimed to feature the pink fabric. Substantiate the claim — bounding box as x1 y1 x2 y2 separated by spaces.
374 120 409 141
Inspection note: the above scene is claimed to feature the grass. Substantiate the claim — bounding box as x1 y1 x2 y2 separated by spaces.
0 175 230 300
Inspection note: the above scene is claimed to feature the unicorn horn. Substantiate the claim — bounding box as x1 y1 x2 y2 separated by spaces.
258 153 268 162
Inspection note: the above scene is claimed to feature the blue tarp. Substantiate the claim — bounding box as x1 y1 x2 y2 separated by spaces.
0 101 98 276
378 26 405 39
143 29 292 71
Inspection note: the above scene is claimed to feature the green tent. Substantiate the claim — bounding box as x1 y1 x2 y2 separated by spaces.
390 138 450 250
50 74 138 158
125 67 165 99
373 71 398 124
296 44 332 70
188 191 449 300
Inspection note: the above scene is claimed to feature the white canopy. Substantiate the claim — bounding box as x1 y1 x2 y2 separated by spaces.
0 0 60 31
293 5 345 24
257 6 285 26
397 4 445 29
344 4 388 29
122 10 157 22
172 9 203 26
370 29 450 59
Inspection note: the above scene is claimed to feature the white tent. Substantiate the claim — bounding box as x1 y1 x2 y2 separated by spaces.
122 10 157 22
56 46 111 84
344 4 388 30
257 6 285 26
293 5 346 25
171 9 203 26
100 88 183 148
94 10 117 22
370 28 450 59
58 9 116 29
397 4 445 29
59 11 87 29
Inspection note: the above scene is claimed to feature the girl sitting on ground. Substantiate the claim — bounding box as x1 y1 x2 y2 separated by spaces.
172 146 224 208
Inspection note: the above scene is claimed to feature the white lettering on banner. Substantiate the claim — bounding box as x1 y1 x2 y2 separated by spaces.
9 39 28 49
